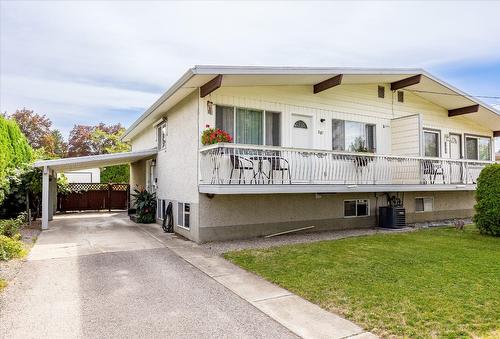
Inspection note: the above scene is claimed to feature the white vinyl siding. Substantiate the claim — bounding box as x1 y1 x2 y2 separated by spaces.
391 114 421 156
200 84 491 155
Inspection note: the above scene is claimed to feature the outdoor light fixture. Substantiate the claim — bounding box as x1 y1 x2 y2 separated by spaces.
207 101 214 115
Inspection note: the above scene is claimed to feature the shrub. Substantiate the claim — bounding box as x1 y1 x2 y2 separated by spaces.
0 214 25 237
473 163 500 236
132 187 156 223
0 234 27 261
0 116 33 204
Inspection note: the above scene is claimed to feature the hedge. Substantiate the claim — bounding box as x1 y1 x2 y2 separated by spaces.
473 163 500 236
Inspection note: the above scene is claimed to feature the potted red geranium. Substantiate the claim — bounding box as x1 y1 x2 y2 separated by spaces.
201 124 233 145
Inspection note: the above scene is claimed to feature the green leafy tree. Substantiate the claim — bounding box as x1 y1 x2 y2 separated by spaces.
0 116 33 204
90 126 131 183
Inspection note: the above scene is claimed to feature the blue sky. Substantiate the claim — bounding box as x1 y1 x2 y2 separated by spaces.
1 1 499 150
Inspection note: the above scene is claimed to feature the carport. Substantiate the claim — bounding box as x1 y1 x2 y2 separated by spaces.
34 148 157 230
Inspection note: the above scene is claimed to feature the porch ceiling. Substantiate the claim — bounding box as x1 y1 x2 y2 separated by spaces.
34 148 157 172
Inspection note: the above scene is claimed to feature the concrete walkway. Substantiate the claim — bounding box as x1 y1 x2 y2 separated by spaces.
0 213 297 339
1 212 376 339
138 223 377 339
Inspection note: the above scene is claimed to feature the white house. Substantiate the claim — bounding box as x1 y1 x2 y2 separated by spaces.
36 66 500 242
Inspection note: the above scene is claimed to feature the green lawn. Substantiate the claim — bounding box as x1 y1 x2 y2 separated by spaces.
224 227 500 338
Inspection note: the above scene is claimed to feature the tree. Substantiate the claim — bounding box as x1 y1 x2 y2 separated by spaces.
91 126 131 183
67 123 126 157
49 130 68 158
67 124 94 157
10 108 52 150
0 116 33 204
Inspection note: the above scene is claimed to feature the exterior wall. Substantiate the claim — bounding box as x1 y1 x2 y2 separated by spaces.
130 160 146 191
197 190 476 243
199 84 493 158
391 114 421 156
153 91 201 242
130 126 157 151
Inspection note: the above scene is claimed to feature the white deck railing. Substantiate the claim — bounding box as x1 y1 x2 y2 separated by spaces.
199 143 491 186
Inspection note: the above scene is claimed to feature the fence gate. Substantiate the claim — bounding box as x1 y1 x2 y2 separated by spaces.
58 183 130 212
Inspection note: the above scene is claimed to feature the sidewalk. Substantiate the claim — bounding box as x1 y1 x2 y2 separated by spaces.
138 224 377 339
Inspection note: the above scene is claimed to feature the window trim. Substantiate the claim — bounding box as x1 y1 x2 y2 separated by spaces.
343 199 370 218
215 105 282 146
415 197 434 213
423 128 441 158
177 202 191 230
332 119 377 153
464 133 492 161
157 120 168 150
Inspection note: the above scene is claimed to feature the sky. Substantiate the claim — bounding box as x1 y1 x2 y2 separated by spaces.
1 1 499 150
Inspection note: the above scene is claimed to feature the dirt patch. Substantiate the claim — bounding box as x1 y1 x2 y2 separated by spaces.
0 222 41 288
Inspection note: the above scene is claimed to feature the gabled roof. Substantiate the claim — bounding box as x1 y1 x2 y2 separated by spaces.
122 65 500 141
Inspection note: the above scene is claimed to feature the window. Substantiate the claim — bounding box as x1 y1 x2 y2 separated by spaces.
177 202 190 229
293 120 308 129
332 119 376 152
157 199 167 219
157 120 167 150
424 129 440 157
344 199 370 217
378 86 385 98
415 197 433 212
215 105 281 146
397 91 404 102
465 135 491 161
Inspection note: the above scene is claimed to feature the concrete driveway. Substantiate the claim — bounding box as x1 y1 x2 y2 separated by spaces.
0 212 296 339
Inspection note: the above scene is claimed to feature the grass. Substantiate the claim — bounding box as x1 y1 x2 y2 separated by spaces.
224 226 500 338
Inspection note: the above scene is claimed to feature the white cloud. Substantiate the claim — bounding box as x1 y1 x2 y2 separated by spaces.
1 1 500 136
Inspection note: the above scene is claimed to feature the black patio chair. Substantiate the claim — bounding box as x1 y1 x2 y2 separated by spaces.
422 160 445 184
267 155 291 184
229 154 256 184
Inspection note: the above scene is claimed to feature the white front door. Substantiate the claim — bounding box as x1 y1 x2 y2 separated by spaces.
291 115 313 149
449 134 461 159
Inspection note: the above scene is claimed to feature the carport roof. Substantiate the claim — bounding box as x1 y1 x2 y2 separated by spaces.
34 148 157 172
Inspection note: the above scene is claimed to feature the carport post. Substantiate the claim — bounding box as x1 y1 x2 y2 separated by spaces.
41 166 50 230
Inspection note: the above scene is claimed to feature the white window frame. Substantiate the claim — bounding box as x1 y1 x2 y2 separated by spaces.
157 120 167 150
415 197 434 213
177 202 191 230
423 128 441 158
215 105 282 146
464 134 492 161
332 119 377 153
343 199 370 218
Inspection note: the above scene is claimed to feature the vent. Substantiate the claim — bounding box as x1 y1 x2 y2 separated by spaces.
378 85 385 98
397 91 404 102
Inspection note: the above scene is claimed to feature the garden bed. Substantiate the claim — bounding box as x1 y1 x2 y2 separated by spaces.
0 221 41 291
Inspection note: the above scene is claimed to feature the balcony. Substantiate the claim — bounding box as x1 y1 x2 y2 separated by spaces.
198 143 491 194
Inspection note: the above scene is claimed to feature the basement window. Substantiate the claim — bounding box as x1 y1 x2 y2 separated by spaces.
177 202 190 229
344 199 370 218
415 197 433 212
